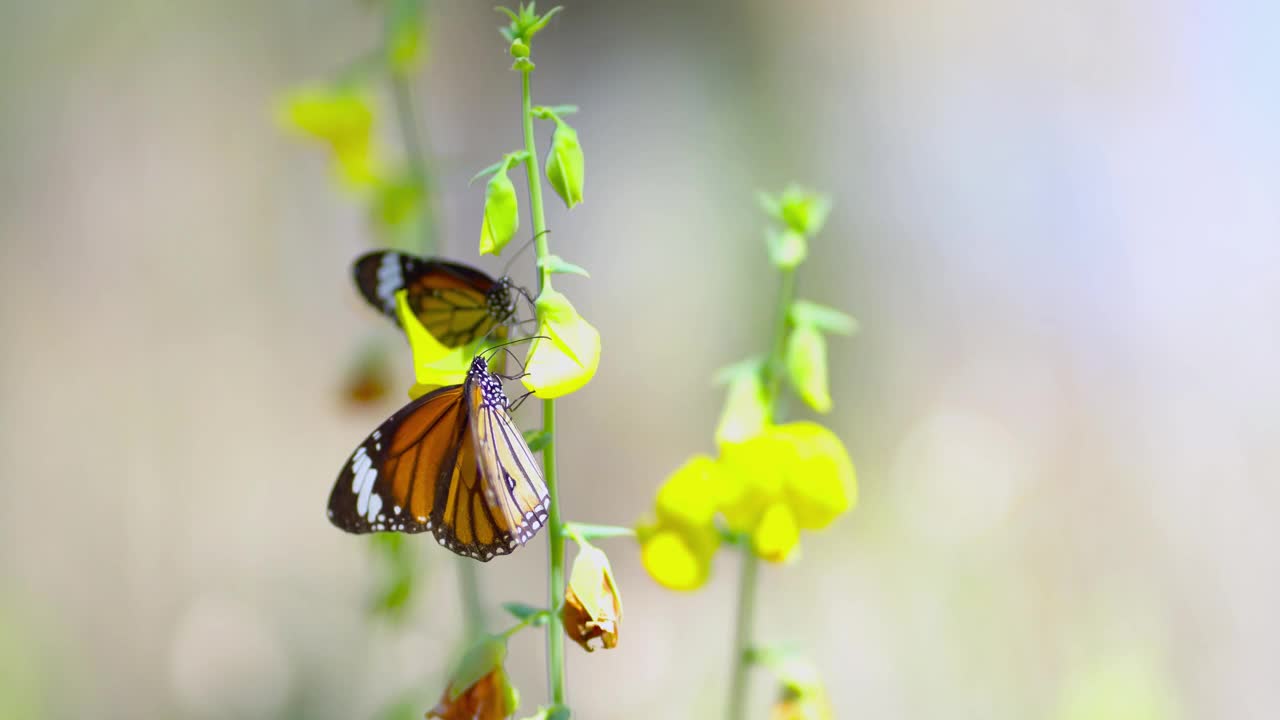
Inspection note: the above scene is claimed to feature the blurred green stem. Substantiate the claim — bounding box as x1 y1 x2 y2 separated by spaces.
727 546 759 720
457 559 485 639
763 267 797 409
520 66 568 707
727 265 796 720
389 72 438 254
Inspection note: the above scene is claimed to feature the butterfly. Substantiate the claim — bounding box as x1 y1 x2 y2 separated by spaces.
353 251 520 349
328 354 549 561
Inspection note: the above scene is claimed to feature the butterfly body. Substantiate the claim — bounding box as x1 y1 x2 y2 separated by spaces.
353 251 519 348
328 356 549 560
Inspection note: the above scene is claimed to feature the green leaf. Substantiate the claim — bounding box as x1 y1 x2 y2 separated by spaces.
536 254 590 277
522 428 552 452
790 300 859 335
449 637 508 700
565 522 636 540
501 602 549 625
533 104 579 117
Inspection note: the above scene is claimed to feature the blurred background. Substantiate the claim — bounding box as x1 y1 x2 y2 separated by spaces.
3 0 1278 718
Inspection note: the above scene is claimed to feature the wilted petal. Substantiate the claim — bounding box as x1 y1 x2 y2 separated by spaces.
562 544 622 652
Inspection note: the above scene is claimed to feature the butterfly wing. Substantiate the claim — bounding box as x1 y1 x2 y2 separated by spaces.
352 251 509 348
328 385 468 534
455 363 550 556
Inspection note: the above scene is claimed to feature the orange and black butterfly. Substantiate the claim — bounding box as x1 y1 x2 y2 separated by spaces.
327 355 549 561
353 251 520 348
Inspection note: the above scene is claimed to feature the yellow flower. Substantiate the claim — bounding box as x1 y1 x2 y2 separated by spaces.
718 422 856 562
427 637 518 720
562 544 622 652
521 287 600 399
395 291 469 396
771 688 833 720
637 456 724 590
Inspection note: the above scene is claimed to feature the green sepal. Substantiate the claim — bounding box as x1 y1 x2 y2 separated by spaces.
537 254 590 278
713 356 765 386
760 185 831 237
469 151 529 185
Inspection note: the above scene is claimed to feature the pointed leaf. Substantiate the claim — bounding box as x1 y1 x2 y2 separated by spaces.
537 254 590 278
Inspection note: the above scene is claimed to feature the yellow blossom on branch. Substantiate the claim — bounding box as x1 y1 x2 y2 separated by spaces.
718 422 856 562
521 287 600 399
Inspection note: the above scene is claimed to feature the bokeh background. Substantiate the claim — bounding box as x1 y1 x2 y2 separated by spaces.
3 1 1278 718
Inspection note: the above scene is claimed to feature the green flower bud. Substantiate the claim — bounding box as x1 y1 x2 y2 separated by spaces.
767 227 808 269
510 38 530 58
480 165 519 256
545 121 584 208
785 324 832 413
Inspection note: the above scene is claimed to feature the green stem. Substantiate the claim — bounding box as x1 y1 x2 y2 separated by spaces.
389 72 438 255
727 266 797 720
763 267 797 414
520 66 567 707
726 547 759 720
457 558 485 640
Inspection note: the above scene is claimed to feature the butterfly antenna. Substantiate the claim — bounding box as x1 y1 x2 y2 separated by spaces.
500 229 550 278
508 389 536 413
480 335 549 362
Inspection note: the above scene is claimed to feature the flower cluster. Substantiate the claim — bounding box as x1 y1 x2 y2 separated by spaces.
638 187 858 585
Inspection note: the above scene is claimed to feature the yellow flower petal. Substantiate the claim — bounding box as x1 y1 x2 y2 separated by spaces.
521 287 600 399
395 291 469 396
638 526 715 592
774 422 856 529
752 502 800 563
655 455 724 529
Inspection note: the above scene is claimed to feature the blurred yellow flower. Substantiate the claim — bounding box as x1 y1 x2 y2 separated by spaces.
521 287 600 399
562 544 622 652
395 291 469 397
718 422 855 562
637 456 724 590
276 85 382 189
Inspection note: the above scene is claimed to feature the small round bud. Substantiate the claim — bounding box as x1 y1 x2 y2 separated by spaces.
509 38 530 58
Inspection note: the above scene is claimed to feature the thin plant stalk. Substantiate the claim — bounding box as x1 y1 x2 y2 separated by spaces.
518 65 568 706
389 72 439 255
726 266 797 720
